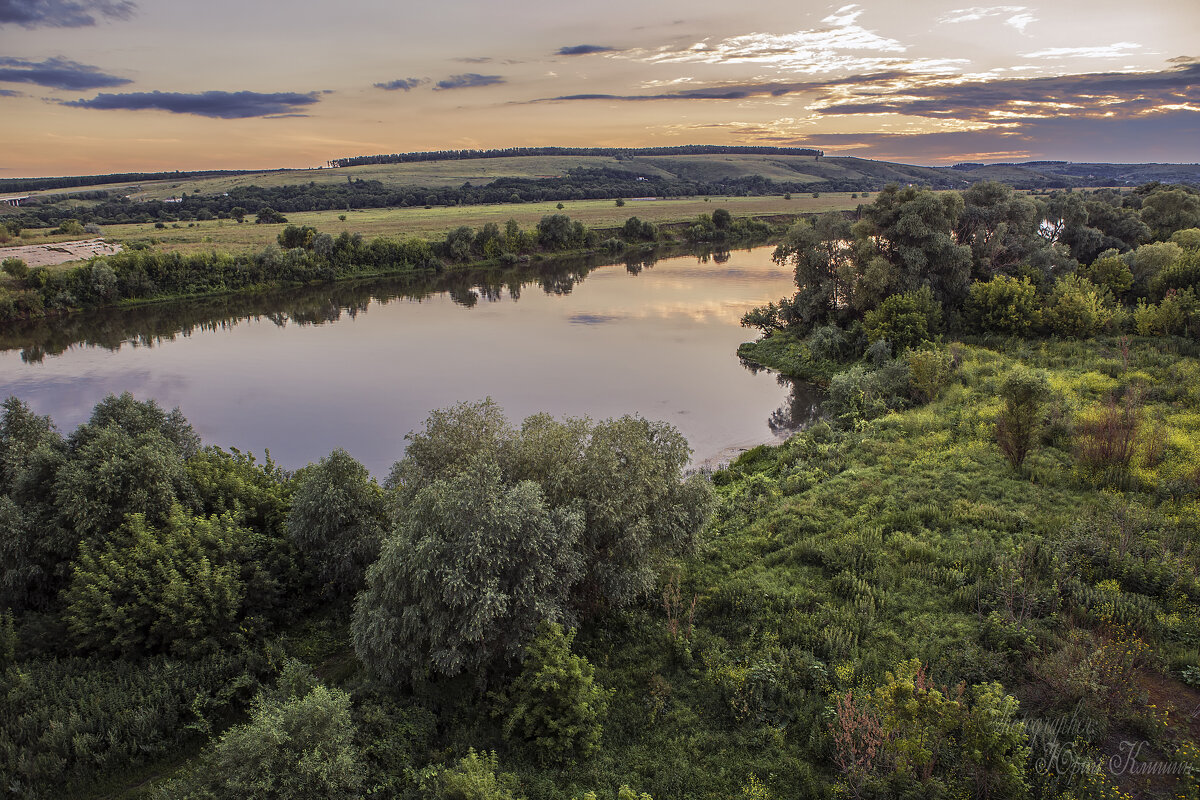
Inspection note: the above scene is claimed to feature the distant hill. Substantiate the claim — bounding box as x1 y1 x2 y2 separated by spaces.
4 151 1197 220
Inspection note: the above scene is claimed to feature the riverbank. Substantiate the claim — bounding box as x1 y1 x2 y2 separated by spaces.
0 210 788 327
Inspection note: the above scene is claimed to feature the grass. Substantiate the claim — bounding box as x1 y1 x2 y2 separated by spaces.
3 195 862 260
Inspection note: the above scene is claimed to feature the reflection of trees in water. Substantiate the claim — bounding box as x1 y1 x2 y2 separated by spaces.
768 376 825 435
0 242 761 363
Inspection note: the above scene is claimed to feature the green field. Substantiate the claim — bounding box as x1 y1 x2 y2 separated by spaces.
5 194 861 259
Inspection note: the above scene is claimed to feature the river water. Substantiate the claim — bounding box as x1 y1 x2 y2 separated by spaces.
0 245 820 475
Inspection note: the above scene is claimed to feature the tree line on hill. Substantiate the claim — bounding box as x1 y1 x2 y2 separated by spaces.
326 145 823 168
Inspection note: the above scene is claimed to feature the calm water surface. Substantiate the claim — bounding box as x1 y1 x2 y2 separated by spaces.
0 245 819 474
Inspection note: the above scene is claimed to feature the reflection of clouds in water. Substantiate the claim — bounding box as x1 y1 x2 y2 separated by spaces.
647 267 791 282
568 313 627 325
0 369 192 432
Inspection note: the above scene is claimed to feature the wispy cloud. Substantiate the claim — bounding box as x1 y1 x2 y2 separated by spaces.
374 77 426 91
0 0 135 28
556 44 618 56
620 5 963 74
61 90 321 118
1022 42 1142 59
938 6 1037 33
0 56 131 90
433 73 505 91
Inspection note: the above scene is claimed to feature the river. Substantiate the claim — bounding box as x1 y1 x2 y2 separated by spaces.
0 244 820 475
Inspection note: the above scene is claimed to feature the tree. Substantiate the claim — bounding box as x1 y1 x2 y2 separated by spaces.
230 206 247 223
436 750 524 800
996 368 1050 469
770 212 855 330
352 456 584 684
1045 274 1115 337
711 207 732 230
502 621 610 762
955 181 1047 278
287 449 387 597
385 401 714 617
445 226 476 260
1139 187 1200 241
255 207 287 224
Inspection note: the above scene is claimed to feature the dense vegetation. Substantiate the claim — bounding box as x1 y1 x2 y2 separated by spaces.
0 210 778 325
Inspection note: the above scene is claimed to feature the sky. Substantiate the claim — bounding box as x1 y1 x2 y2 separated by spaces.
1 0 1197 176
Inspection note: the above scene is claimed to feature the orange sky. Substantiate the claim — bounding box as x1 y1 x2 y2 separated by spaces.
1 0 1197 176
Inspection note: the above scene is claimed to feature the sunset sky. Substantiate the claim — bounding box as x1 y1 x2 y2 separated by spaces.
1 0 1197 176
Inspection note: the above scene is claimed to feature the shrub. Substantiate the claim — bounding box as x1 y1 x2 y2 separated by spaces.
1045 274 1116 337
63 507 246 658
437 750 524 800
863 286 942 352
826 361 913 426
996 367 1050 469
1 258 28 280
905 346 954 402
964 275 1040 335
1133 288 1199 337
166 681 363 800
1082 252 1133 298
502 621 610 762
1074 392 1140 478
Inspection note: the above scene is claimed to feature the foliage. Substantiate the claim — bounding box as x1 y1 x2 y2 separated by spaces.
995 367 1051 469
287 448 387 597
1 258 28 279
165 680 363 800
1045 274 1117 337
436 749 525 800
353 455 584 684
502 621 610 762
63 507 246 658
964 274 1041 335
862 286 943 352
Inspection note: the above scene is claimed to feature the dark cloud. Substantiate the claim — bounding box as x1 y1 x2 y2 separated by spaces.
60 90 321 118
433 73 505 91
374 77 426 91
0 88 24 97
531 72 915 103
812 64 1200 122
0 0 134 28
0 56 131 90
530 62 1199 129
747 111 1200 164
556 45 618 56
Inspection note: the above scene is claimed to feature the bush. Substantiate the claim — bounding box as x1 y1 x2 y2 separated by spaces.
863 286 942 352
63 507 246 658
826 361 913 426
964 275 1040 335
1045 274 1116 337
996 367 1050 469
1133 288 1199 337
905 346 954 402
436 750 524 800
165 680 363 800
502 622 610 762
1 258 28 280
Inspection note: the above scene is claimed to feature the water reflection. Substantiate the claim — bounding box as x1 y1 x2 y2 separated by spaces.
0 244 821 475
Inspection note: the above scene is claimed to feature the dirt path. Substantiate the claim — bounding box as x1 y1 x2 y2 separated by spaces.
0 238 121 268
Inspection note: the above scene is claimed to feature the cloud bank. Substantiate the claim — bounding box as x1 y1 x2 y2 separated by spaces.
62 90 322 118
0 0 134 28
0 56 131 90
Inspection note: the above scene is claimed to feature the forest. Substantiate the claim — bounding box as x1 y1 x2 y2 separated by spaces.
2 177 1200 799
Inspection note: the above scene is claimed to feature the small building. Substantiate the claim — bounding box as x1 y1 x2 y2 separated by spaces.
1 196 29 207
